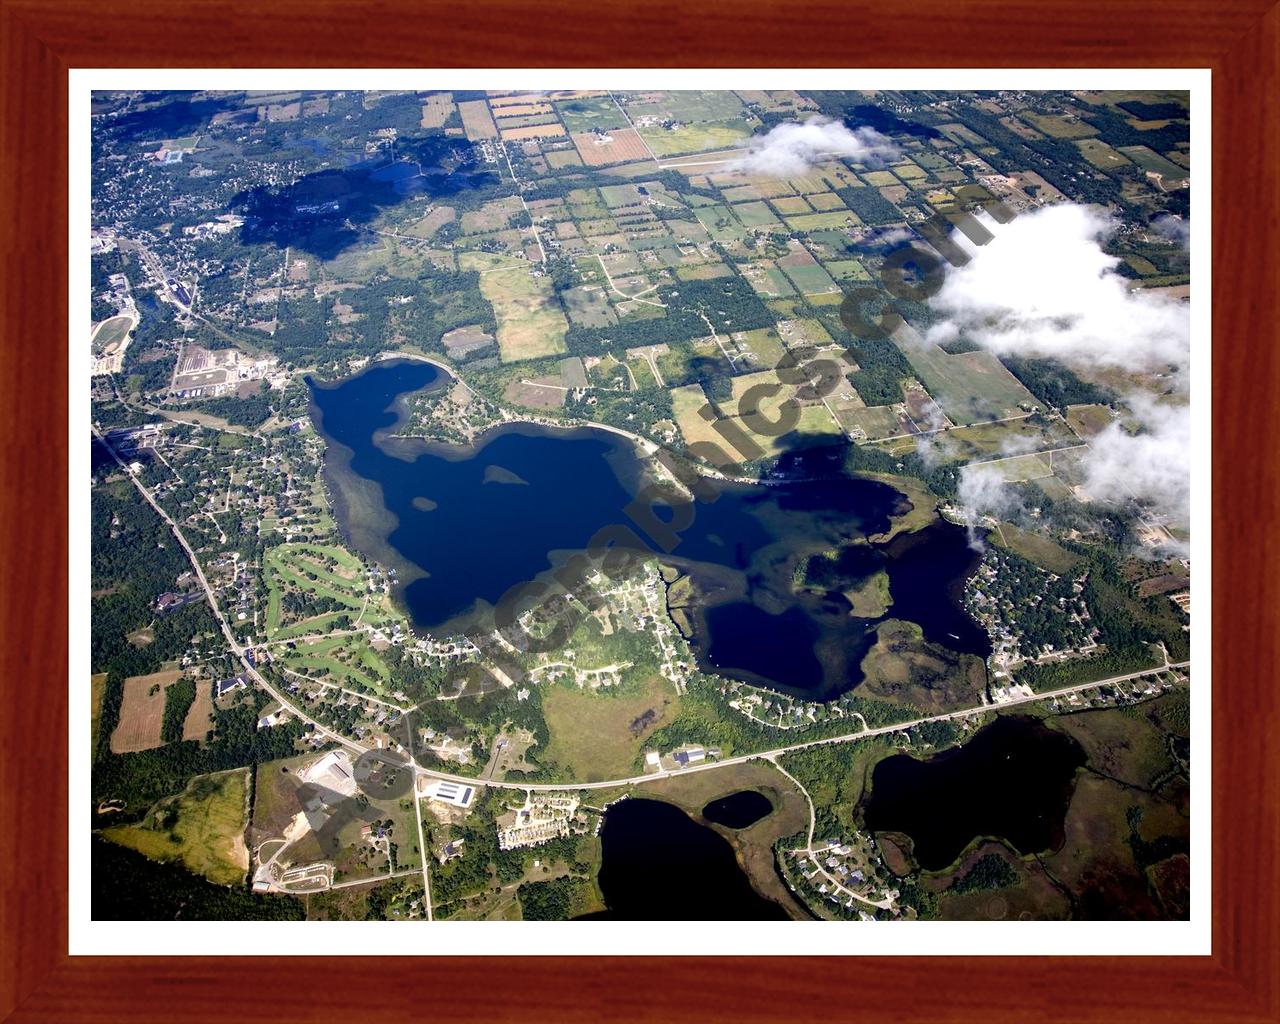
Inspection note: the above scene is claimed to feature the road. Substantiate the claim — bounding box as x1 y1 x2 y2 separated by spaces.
94 425 1189 801
767 756 893 912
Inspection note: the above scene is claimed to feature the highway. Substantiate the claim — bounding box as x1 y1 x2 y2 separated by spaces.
94 424 1189 800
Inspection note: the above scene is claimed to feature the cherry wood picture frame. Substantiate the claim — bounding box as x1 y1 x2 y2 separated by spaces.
2 1 1276 1020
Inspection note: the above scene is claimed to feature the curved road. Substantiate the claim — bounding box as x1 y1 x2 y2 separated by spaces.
94 425 1190 798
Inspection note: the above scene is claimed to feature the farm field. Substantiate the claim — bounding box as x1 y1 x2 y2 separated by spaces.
457 99 497 140
1065 403 1117 437
639 120 753 158
102 769 251 886
1117 145 1189 182
621 90 746 122
892 324 1039 424
419 93 454 129
938 416 1078 460
183 680 214 742
556 96 627 134
571 129 652 167
1019 112 1098 138
110 670 184 753
471 258 569 362
1075 138 1132 170
984 452 1056 482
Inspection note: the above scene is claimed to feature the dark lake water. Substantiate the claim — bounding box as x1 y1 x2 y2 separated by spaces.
308 359 989 699
581 798 789 920
701 790 774 829
861 715 1087 871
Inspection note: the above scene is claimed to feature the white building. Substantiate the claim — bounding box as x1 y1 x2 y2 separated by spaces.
423 779 476 809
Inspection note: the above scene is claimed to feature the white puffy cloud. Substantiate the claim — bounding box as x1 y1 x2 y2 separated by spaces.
925 203 1190 378
956 463 1024 550
1151 213 1191 250
728 117 899 178
1080 394 1191 531
924 203 1194 537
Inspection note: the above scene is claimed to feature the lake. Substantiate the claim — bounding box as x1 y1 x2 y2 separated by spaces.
581 798 790 920
308 359 989 699
701 790 774 829
861 714 1087 871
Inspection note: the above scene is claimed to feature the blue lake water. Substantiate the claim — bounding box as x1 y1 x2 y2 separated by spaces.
581 798 790 920
308 359 989 699
861 714 1087 871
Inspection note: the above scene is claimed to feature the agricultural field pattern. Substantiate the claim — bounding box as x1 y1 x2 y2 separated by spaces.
89 86 1193 925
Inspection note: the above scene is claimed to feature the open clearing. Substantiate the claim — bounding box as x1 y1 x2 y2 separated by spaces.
183 680 214 742
93 315 134 351
110 670 184 753
420 93 455 129
91 672 108 757
892 324 1039 424
457 99 498 140
103 769 250 886
542 675 679 782
572 129 652 167
473 259 569 362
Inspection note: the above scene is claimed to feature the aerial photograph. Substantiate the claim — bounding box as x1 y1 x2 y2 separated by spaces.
88 85 1193 924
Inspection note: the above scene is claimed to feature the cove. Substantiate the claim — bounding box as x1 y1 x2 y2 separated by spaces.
701 790 774 829
308 359 989 699
580 798 790 920
861 714 1087 871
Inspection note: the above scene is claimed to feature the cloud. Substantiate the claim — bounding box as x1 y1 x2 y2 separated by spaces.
925 203 1190 378
1151 214 1191 250
728 117 899 178
956 463 1025 550
922 202 1193 538
1080 394 1191 535
914 432 957 470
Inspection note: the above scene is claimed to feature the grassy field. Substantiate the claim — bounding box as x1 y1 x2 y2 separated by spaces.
183 680 214 742
1019 112 1098 139
473 260 569 362
671 383 725 450
991 522 1081 574
732 201 781 227
939 416 1076 460
741 262 795 298
785 211 861 233
1065 404 1116 438
987 452 1055 482
779 261 840 296
264 542 367 636
892 325 1039 424
91 672 108 758
542 675 679 781
639 120 752 158
1075 138 1132 170
93 315 134 350
1117 145 1189 182
102 769 250 886
560 285 616 328
556 96 626 134
110 670 184 753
